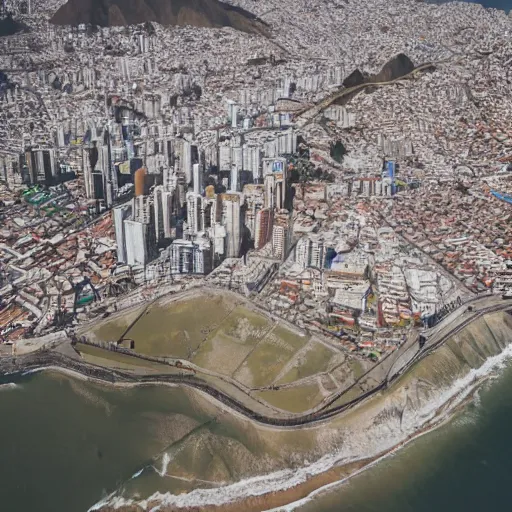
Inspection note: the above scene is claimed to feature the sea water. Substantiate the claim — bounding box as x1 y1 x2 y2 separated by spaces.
297 356 512 512
3 350 512 512
0 372 212 512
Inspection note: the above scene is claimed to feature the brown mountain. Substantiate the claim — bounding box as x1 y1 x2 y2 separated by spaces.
50 0 269 35
371 53 415 83
0 13 27 37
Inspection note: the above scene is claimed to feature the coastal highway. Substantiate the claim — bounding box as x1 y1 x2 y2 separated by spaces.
387 295 512 383
2 296 511 428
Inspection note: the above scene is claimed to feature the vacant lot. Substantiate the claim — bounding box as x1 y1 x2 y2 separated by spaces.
84 305 146 343
276 341 338 385
256 383 324 413
87 291 365 409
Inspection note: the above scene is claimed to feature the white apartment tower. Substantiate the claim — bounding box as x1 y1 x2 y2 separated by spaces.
186 192 204 236
193 163 202 196
221 192 243 258
113 202 133 264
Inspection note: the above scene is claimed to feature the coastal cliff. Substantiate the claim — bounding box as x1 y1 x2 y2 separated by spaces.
92 310 512 512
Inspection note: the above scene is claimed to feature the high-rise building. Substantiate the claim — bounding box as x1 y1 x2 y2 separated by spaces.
295 237 311 268
134 167 147 197
92 172 104 200
219 145 231 171
310 238 325 268
186 192 204 236
193 162 202 196
255 208 273 250
243 184 265 241
272 212 292 261
243 146 262 182
154 185 177 242
132 194 152 224
82 148 94 199
22 149 58 186
113 202 133 263
229 146 243 191
264 162 287 211
227 100 238 127
124 220 153 266
179 139 192 184
112 194 156 267
230 164 239 192
0 155 22 186
170 238 212 274
231 104 238 128
221 192 243 258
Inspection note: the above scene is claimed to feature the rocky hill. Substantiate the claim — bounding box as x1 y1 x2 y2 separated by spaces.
0 14 26 37
371 53 416 83
50 0 269 35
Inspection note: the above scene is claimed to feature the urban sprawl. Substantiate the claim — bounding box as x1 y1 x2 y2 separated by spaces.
1 0 512 363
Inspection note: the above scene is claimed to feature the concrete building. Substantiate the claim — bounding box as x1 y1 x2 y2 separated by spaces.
186 192 204 236
154 185 177 242
255 207 272 250
170 238 212 274
221 192 243 258
264 167 287 210
112 195 156 267
192 162 202 196
124 219 154 266
113 202 133 264
272 212 292 261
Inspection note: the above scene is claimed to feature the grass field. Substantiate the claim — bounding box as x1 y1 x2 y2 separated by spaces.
276 341 337 385
86 291 359 399
233 326 309 388
84 305 146 343
256 383 324 413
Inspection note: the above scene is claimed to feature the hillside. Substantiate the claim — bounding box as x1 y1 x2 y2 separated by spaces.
371 53 416 83
0 14 26 37
50 0 269 35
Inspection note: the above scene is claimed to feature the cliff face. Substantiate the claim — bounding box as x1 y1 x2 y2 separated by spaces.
50 0 270 35
406 311 512 389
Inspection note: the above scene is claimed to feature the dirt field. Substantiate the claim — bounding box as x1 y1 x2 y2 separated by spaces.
86 290 365 411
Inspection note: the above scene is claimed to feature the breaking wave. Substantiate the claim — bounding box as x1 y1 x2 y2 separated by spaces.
131 468 144 480
267 341 512 512
89 341 512 511
157 452 171 478
0 382 20 391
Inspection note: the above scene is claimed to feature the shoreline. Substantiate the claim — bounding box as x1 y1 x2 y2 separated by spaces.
3 337 510 512
3 355 492 512
4 298 510 429
2 306 512 512
91 371 489 512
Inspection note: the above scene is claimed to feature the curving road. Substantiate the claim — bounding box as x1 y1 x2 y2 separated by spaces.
2 297 511 428
294 61 438 127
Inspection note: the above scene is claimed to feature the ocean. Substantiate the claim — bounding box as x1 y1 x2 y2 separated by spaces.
297 356 512 512
436 0 512 11
0 373 215 512
2 352 512 512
